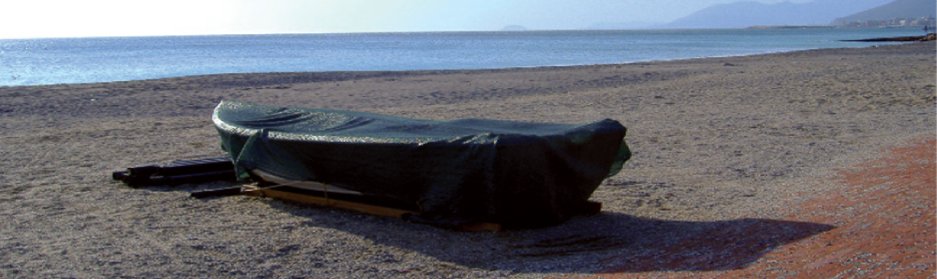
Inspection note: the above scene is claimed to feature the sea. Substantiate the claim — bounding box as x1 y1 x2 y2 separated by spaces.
0 27 926 87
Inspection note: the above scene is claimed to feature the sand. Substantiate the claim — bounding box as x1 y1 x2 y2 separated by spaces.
0 42 934 278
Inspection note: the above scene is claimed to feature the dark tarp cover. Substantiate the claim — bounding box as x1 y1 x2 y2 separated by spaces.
213 101 630 228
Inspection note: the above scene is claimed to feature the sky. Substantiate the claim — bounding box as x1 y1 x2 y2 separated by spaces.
0 0 809 39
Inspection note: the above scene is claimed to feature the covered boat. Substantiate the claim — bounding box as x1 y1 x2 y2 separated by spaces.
213 101 630 228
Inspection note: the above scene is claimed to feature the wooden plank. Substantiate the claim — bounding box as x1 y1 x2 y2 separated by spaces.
243 187 503 232
458 222 502 232
582 201 602 216
190 186 243 199
113 156 235 187
243 187 415 218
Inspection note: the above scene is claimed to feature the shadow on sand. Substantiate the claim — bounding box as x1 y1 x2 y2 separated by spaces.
259 198 833 274
140 180 833 273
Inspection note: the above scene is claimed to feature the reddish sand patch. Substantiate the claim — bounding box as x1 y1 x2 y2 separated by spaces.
729 138 936 278
603 138 936 278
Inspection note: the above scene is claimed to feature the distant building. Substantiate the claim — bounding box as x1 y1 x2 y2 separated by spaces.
835 16 936 28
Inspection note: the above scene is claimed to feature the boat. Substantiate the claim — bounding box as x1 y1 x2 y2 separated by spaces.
212 100 630 228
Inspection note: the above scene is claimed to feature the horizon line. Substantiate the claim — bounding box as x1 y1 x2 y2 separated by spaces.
0 25 870 40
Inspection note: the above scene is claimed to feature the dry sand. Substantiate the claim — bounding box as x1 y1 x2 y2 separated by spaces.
0 42 934 278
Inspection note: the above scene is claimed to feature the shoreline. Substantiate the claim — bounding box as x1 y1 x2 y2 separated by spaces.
0 41 934 277
841 32 936 42
2 41 925 88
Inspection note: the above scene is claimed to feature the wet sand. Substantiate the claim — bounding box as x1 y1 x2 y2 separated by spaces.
0 42 934 277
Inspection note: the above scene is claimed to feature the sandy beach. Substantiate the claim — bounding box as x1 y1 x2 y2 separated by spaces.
1 42 934 277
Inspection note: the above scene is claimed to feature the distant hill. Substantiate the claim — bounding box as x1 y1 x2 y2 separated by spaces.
666 0 891 29
833 0 936 25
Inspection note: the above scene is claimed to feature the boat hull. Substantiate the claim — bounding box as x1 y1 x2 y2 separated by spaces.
213 101 630 228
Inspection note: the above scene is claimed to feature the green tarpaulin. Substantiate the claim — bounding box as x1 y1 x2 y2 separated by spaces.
213 101 630 228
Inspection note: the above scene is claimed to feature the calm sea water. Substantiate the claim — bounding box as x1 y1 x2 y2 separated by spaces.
0 27 925 86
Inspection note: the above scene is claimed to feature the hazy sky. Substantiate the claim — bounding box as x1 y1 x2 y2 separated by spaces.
1 0 808 39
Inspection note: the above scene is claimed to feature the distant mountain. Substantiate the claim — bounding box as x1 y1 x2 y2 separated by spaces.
833 0 936 24
666 0 891 29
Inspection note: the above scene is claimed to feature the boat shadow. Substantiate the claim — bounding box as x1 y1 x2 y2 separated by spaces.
265 199 834 274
